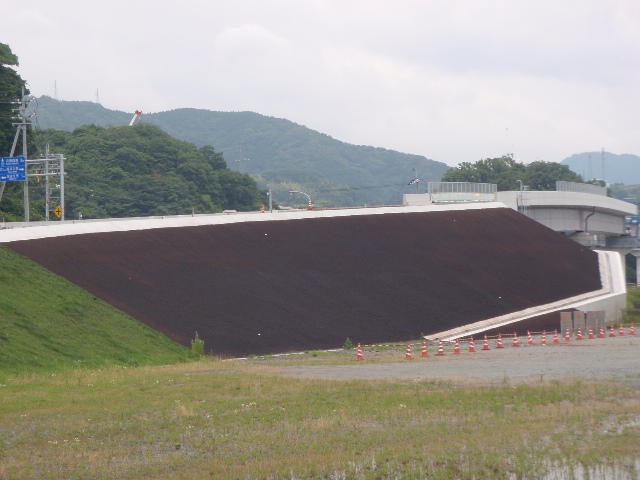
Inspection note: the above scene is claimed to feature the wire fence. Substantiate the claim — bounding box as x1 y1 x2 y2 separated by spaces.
427 182 497 203
427 182 497 194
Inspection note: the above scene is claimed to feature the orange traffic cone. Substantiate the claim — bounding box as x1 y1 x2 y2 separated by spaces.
527 330 534 345
541 330 547 345
513 332 520 347
454 339 460 354
576 327 583 340
469 336 476 352
421 340 428 357
553 329 559 344
619 324 625 336
588 326 594 339
357 343 363 361
565 328 571 342
406 343 412 360
599 325 606 338
609 325 616 337
261 204 265 213
497 333 504 349
436 340 444 356
630 324 636 336
483 334 490 350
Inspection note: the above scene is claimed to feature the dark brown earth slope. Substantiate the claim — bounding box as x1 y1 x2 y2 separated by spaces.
6 208 601 357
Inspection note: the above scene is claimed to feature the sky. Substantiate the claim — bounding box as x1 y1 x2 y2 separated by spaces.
2 0 639 167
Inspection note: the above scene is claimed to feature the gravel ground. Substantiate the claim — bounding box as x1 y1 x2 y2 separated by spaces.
279 335 640 386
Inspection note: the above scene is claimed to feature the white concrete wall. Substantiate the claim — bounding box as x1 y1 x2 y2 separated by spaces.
402 194 432 206
568 251 627 320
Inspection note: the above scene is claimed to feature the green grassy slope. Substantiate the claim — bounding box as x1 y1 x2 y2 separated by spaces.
0 246 191 375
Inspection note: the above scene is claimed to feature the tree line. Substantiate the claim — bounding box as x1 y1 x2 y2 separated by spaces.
441 155 590 191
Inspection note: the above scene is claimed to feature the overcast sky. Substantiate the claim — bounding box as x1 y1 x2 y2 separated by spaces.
3 0 639 166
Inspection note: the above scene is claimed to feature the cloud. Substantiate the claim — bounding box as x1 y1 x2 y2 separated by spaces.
213 24 292 61
3 0 639 166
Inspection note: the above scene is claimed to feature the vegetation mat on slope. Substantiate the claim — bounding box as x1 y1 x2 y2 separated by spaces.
0 246 190 375
5 208 601 358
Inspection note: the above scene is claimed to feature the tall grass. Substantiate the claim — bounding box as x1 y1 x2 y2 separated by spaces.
1 358 638 479
0 246 190 375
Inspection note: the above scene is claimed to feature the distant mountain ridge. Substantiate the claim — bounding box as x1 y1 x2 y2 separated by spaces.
31 96 449 207
561 151 640 185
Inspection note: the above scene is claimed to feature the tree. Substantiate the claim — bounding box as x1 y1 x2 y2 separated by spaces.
35 123 267 219
0 43 34 221
0 43 19 66
524 161 583 191
199 145 227 170
442 156 585 191
0 43 29 155
441 155 525 191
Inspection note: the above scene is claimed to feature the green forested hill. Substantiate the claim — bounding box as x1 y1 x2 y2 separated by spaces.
32 96 132 130
2 124 266 221
31 96 450 207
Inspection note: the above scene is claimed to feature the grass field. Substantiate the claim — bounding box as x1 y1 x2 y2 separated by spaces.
1 356 639 479
0 245 191 376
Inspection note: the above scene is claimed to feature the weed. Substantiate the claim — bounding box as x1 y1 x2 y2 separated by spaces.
190 331 205 357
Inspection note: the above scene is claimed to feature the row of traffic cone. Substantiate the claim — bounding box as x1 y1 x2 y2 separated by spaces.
355 323 635 360
358 340 433 361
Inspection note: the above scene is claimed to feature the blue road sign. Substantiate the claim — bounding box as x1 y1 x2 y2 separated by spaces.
0 156 26 182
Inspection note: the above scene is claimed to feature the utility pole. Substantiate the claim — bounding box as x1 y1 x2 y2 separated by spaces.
4 87 33 221
20 91 29 222
0 90 65 222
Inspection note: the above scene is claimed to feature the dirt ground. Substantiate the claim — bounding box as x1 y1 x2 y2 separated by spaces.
6 207 601 357
274 334 640 386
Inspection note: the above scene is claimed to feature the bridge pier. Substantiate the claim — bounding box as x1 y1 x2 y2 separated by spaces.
631 250 640 286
